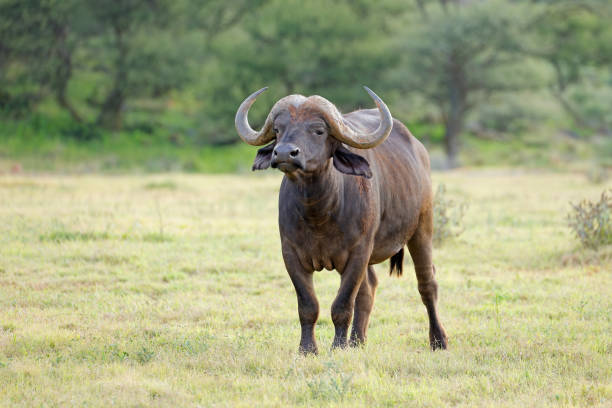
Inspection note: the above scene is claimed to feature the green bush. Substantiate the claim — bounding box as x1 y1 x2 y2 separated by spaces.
474 93 551 134
567 190 612 249
61 122 101 141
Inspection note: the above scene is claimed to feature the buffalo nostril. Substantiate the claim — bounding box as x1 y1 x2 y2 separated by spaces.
273 150 278 156
290 148 300 158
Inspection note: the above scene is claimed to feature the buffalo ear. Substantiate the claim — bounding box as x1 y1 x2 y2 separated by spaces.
252 142 276 171
332 145 372 178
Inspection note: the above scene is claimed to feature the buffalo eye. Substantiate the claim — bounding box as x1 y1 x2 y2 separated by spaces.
273 128 279 134
314 129 324 135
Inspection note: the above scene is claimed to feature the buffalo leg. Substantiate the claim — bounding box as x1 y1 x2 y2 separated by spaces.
349 265 378 346
407 214 448 350
282 245 319 355
331 253 369 349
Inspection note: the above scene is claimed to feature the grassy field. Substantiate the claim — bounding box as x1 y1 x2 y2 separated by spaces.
0 170 610 407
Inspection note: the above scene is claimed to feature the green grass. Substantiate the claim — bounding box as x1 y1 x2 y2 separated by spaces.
2 113 611 174
0 114 256 174
0 171 611 407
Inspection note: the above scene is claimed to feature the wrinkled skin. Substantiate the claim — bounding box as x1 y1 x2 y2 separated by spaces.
251 105 447 355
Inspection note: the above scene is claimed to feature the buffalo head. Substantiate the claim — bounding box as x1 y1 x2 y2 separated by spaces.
235 87 393 178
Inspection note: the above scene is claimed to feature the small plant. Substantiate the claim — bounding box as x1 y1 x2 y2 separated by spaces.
585 166 609 185
143 180 178 190
305 361 353 402
567 189 612 249
135 347 155 364
40 230 110 243
433 184 467 245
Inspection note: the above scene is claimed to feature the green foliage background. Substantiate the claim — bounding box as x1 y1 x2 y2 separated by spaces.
1 0 611 172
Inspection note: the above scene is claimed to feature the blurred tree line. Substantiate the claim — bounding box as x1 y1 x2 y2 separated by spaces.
1 0 611 167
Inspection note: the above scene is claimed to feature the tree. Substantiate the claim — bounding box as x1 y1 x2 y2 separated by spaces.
398 1 536 168
89 0 262 130
200 0 401 143
526 0 612 133
86 0 176 130
0 0 85 120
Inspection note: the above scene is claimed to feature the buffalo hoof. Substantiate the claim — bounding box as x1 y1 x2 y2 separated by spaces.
430 328 448 350
348 336 366 348
299 343 318 356
331 338 348 350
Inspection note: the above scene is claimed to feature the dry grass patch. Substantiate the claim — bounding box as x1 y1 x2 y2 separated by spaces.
0 171 610 407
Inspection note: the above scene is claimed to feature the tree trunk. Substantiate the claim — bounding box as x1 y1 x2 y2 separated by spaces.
96 23 128 130
443 80 465 169
444 114 462 169
97 88 125 130
52 23 82 122
57 88 82 123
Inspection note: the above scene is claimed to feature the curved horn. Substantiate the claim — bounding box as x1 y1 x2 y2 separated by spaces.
235 87 274 146
313 86 393 149
235 88 308 146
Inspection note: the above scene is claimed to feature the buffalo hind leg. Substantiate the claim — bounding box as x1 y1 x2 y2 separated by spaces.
407 216 448 350
349 265 378 346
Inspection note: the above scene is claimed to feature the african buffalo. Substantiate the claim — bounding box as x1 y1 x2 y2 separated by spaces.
235 87 448 354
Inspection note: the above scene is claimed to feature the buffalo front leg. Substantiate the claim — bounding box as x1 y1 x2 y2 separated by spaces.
331 252 369 349
349 265 378 346
408 216 448 350
282 244 319 355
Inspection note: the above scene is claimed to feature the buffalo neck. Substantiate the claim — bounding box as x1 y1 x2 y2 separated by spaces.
286 160 343 227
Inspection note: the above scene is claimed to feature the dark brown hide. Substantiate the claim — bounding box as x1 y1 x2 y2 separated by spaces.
240 93 447 354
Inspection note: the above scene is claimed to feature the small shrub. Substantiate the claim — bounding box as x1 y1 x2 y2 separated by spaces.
104 344 129 362
135 347 155 364
585 166 609 184
433 184 467 245
61 122 101 141
305 361 353 402
567 190 612 249
143 180 178 190
1 323 16 332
